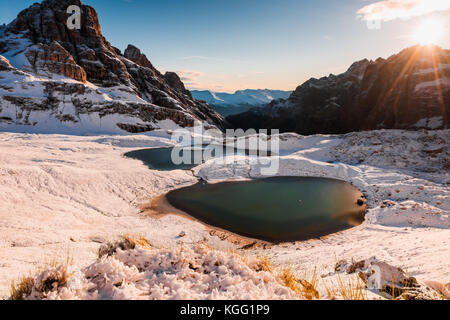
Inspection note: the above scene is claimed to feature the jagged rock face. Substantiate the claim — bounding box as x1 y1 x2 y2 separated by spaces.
164 72 192 98
358 46 449 131
124 44 154 70
0 0 225 134
0 56 11 71
24 41 87 82
228 46 450 134
4 0 129 86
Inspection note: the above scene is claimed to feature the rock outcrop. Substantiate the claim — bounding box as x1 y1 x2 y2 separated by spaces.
0 0 225 134
24 41 87 82
164 72 192 97
336 258 445 300
228 46 450 134
123 44 154 69
0 55 11 71
3 0 130 86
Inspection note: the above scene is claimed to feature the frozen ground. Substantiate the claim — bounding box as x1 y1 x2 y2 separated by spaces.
0 129 448 299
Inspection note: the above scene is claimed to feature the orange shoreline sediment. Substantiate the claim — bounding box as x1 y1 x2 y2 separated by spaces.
139 194 273 249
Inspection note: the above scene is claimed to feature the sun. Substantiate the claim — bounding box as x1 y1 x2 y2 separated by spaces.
413 19 444 46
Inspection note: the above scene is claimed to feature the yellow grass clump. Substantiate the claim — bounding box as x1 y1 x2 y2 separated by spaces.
280 267 319 300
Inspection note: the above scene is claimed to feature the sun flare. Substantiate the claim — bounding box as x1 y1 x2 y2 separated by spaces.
413 19 444 45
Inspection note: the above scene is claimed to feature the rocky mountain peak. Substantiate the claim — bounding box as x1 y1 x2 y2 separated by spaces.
164 72 192 97
124 44 154 70
345 59 371 78
2 0 128 86
0 0 225 134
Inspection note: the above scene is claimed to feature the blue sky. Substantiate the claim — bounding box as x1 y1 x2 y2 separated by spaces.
1 0 449 92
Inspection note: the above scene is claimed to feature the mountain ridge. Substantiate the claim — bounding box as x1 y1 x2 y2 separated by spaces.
192 89 292 107
191 89 292 117
228 45 450 134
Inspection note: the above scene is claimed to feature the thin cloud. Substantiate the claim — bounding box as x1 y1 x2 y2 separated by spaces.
175 70 205 82
357 0 450 21
164 70 229 91
187 84 226 91
177 56 224 62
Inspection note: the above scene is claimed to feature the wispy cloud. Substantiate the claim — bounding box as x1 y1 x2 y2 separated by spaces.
175 70 204 82
357 0 450 21
172 70 206 89
176 56 224 62
187 84 226 91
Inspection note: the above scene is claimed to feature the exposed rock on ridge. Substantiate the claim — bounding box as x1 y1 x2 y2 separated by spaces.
24 41 87 82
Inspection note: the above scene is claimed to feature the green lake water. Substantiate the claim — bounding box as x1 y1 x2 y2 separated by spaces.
124 146 271 171
166 177 367 242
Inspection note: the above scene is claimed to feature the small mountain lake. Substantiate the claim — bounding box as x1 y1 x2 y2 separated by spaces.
124 146 273 171
166 177 367 242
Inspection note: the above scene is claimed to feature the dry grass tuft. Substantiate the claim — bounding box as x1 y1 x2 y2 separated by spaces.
299 268 320 300
124 234 153 250
252 256 274 273
325 273 368 300
37 266 71 294
10 265 71 300
280 267 301 294
280 267 319 299
99 234 152 258
10 277 34 300
47 254 74 269
10 253 74 300
245 255 274 273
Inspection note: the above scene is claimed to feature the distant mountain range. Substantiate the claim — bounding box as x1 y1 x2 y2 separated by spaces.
191 89 292 116
228 45 450 134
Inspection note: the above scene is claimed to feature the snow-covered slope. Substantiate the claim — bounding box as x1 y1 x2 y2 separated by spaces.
12 242 298 300
0 63 188 134
0 130 448 299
